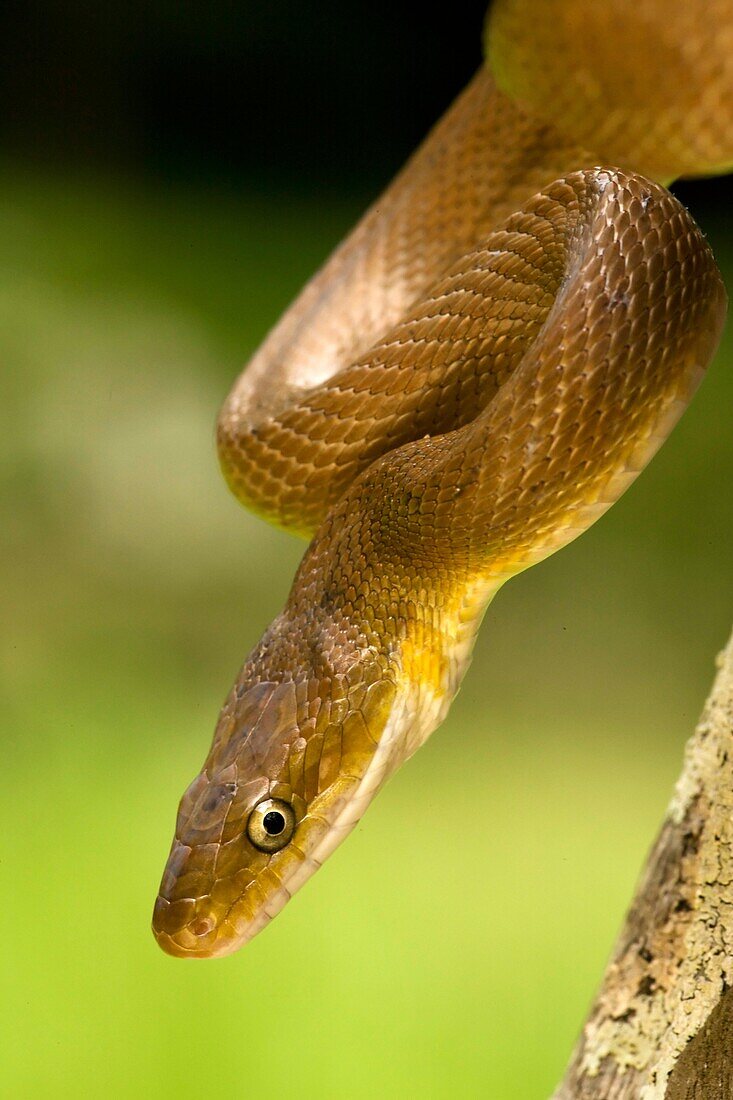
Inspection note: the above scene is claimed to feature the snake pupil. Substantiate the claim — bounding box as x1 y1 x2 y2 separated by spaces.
263 810 285 836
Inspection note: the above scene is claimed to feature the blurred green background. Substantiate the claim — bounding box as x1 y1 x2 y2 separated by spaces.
1 4 731 1098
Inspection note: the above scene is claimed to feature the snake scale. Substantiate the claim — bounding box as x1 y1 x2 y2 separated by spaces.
153 0 733 958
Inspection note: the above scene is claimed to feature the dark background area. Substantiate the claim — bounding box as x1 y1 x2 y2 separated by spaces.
0 0 728 215
1 1 487 188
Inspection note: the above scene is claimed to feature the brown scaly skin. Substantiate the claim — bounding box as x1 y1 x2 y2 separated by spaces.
153 1 731 959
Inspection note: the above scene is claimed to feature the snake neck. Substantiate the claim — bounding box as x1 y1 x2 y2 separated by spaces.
234 523 502 777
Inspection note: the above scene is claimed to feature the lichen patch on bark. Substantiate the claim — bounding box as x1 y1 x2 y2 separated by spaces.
554 629 733 1099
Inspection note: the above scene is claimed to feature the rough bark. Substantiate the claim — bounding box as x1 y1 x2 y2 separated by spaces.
555 628 733 1099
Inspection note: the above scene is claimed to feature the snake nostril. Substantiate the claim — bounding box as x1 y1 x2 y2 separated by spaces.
190 916 215 938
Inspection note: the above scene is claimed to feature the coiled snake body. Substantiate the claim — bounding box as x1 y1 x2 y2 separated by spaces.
154 0 732 958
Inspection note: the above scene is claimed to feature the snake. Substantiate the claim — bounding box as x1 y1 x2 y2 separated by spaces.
153 0 733 958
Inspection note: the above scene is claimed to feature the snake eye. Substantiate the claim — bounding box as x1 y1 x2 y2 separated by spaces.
246 798 296 852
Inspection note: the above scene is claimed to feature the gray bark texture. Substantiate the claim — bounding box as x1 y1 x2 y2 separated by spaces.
555 628 733 1099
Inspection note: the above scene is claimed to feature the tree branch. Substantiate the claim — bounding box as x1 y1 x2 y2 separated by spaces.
555 628 733 1099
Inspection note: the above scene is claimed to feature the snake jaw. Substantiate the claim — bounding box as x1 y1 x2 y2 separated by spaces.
153 618 420 958
152 768 394 959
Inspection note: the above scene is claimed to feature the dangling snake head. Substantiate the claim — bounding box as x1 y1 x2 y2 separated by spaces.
153 588 408 957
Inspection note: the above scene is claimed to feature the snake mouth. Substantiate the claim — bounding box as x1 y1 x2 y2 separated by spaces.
151 831 285 959
152 714 407 960
152 903 219 959
151 846 287 958
153 656 410 959
152 895 220 959
152 894 264 959
151 778 362 959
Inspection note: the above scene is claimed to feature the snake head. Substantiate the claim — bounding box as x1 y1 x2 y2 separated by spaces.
153 640 399 958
